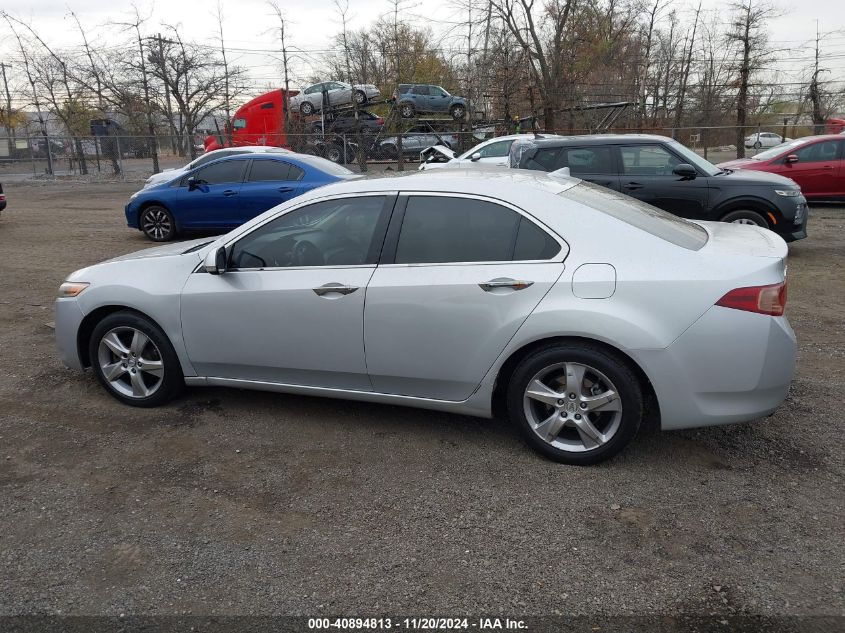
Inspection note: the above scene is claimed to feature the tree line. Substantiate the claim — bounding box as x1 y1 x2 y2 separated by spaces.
0 0 842 175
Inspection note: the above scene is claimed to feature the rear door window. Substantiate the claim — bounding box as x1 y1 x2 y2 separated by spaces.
560 146 615 175
525 147 561 171
247 160 292 182
394 196 560 264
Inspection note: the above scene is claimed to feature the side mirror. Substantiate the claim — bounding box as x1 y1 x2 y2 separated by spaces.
187 176 198 191
785 154 799 164
672 163 697 179
204 246 227 275
470 152 482 162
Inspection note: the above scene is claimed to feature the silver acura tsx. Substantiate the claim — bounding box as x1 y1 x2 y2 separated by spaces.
55 170 796 464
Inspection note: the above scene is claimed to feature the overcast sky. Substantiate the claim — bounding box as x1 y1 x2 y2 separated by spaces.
2 0 843 103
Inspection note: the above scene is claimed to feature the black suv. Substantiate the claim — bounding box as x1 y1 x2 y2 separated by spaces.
511 134 807 241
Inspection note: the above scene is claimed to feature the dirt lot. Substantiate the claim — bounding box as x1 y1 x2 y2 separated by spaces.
0 181 843 623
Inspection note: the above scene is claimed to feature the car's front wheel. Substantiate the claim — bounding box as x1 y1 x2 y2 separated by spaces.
450 104 466 120
300 101 314 116
721 209 769 228
140 205 176 242
89 311 184 407
753 141 762 149
507 344 643 465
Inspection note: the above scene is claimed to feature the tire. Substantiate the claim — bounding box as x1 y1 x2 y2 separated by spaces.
379 143 399 160
325 143 345 164
400 103 415 118
506 343 643 465
300 101 314 116
721 209 769 228
140 205 176 242
753 141 762 150
88 311 184 408
353 90 367 105
450 104 466 120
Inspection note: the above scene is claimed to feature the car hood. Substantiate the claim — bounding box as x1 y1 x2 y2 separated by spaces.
717 157 763 170
104 238 211 263
713 166 796 187
144 168 184 187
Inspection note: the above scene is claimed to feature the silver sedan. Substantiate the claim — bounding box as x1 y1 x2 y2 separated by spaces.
289 81 380 116
55 170 796 464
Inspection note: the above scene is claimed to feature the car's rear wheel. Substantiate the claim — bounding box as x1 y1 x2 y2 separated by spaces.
325 143 345 164
507 344 643 465
89 311 184 408
300 101 314 116
721 209 769 228
400 103 415 118
353 90 367 105
450 104 466 120
140 205 176 242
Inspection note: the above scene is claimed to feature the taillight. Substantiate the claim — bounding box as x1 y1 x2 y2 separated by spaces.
716 281 787 316
376 117 384 125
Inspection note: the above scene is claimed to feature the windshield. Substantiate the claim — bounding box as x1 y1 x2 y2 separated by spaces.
564 181 708 250
752 138 805 160
665 140 721 176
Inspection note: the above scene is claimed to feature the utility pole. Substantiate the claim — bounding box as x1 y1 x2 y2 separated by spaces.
0 62 14 158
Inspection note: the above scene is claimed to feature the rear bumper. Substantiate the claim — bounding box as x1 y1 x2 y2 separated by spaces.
630 306 796 431
55 299 86 370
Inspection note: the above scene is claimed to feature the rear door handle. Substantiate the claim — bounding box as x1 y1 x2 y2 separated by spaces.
822 165 834 171
222 189 238 197
623 182 643 190
313 283 359 297
278 186 294 192
479 278 534 292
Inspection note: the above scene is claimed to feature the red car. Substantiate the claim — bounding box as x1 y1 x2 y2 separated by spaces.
719 135 845 201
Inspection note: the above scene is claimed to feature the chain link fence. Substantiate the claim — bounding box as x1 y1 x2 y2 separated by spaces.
0 123 821 181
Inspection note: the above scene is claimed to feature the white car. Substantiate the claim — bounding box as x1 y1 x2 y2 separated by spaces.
289 81 380 116
56 169 795 465
142 146 292 189
744 132 791 150
419 134 559 170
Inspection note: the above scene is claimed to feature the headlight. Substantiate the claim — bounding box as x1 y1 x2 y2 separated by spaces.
58 282 90 297
774 189 801 197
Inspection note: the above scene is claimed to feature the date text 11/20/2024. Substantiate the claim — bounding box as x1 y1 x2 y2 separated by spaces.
308 618 528 630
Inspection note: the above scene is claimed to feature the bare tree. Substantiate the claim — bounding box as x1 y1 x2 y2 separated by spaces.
726 0 777 158
215 2 232 144
268 2 294 140
2 13 54 174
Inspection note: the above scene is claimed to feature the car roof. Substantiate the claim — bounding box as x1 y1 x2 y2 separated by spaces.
780 134 844 143
292 167 578 201
527 134 677 147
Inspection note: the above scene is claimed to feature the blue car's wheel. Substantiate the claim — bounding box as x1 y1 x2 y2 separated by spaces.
140 205 176 242
450 104 466 120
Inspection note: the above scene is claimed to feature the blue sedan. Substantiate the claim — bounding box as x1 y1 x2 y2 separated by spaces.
126 153 359 241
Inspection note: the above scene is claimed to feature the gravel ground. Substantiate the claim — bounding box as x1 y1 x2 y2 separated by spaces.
0 182 842 623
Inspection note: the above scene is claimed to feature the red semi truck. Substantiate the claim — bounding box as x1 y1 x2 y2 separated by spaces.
204 89 300 152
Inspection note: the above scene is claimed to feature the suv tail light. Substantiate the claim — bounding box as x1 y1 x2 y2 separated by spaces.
716 281 787 316
376 117 384 125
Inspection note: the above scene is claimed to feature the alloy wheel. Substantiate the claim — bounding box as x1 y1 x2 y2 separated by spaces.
142 208 172 240
732 217 762 226
97 326 165 399
522 362 623 453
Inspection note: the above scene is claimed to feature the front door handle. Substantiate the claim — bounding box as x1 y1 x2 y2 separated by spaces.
278 186 294 193
313 283 359 297
623 182 643 190
822 165 834 171
479 278 534 292
222 189 238 197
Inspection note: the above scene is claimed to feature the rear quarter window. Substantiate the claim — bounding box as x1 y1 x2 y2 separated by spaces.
563 182 708 250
